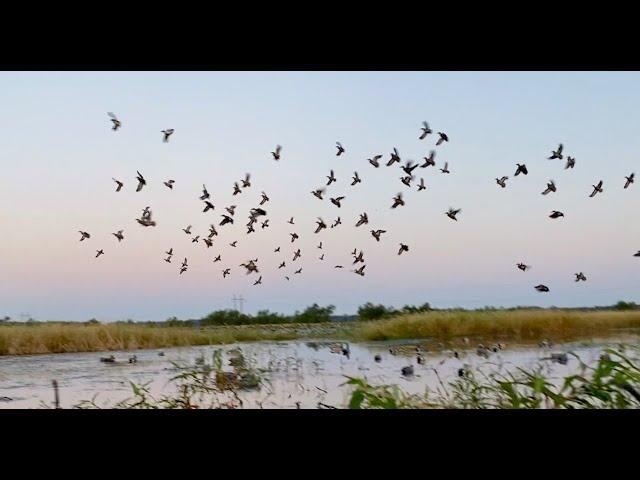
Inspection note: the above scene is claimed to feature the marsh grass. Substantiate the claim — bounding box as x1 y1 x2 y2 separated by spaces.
351 310 640 344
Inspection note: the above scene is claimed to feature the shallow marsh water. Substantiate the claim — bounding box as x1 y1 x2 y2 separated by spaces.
1 335 637 408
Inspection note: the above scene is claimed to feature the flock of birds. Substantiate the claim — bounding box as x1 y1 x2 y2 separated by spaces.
76 114 640 295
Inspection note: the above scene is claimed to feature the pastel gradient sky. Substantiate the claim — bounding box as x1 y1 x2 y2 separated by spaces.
0 71 638 321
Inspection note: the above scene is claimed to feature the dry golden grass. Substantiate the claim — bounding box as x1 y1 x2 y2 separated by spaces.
352 309 640 343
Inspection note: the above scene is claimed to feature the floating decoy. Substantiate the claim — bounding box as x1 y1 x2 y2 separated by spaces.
496 176 508 188
336 142 345 156
417 355 425 365
421 150 436 168
112 178 124 192
541 180 556 195
200 185 210 201
315 218 327 233
260 191 270 205
374 354 382 362
548 144 563 160
78 231 91 241
203 201 215 212
100 355 116 363
351 172 361 185
391 193 405 209
164 179 175 189
549 210 564 219
514 163 528 176
398 243 409 255
401 365 414 376
436 132 449 146
589 180 603 197
135 171 146 192
371 229 386 242
95 249 104 258
368 155 382 168
107 112 121 131
161 129 174 142
575 272 587 282
330 196 345 208
158 352 165 357
312 188 325 200
112 230 124 242
241 173 251 188
565 156 575 169
129 355 137 364
624 173 635 189
417 178 426 191
534 284 550 292
271 145 282 160
387 148 401 166
517 263 531 272
446 207 461 221
356 213 369 227
419 121 432 140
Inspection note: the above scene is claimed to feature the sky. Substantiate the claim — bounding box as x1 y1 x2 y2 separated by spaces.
0 71 638 321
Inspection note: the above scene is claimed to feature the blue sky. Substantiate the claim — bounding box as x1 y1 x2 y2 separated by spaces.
0 71 638 321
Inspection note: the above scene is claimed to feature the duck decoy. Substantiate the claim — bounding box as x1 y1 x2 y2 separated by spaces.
419 121 432 140
401 365 414 376
129 355 137 364
374 354 382 362
549 353 568 365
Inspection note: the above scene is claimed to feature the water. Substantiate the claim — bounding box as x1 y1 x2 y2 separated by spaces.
0 337 631 408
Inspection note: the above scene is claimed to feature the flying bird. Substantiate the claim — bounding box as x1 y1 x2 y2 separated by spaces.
315 218 327 233
260 192 270 205
161 129 174 142
534 284 550 292
112 230 124 242
136 209 156 227
624 173 635 189
589 180 603 197
402 161 419 176
213 255 221 262
516 263 531 272
548 144 563 160
241 173 251 188
183 225 192 235
208 225 218 238
226 205 236 216
398 243 409 255
319 254 325 260
330 196 345 208
135 171 146 192
107 112 121 131
318 242 323 249
421 151 436 168
353 250 364 264
223 268 230 278
514 163 528 176
312 188 325 200
112 178 124 192
326 170 337 186
391 193 405 209
95 249 104 258
387 148 401 167
436 132 449 146
180 266 187 275
351 172 361 186
417 178 426 191
164 256 172 263
290 233 299 243
541 180 557 195
440 162 450 174
496 176 508 188
203 201 215 213
565 156 576 169
288 217 295 225
253 276 262 286
336 142 345 156
331 217 341 228
165 248 173 256
371 229 386 242
278 261 286 269
164 180 175 189
200 185 210 201
220 215 234 226
271 145 282 160
575 272 587 282
229 241 238 248
446 208 461 221
354 265 366 276
400 176 413 187
274 247 280 253
192 236 200 243
294 268 302 274
368 155 382 168
419 121 432 140
293 249 301 261
78 231 91 241
549 210 564 219
261 219 270 229
203 238 213 248
232 183 242 196
356 213 369 227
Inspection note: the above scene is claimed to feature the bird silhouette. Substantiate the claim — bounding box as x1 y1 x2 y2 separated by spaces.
371 229 386 242
200 185 210 201
164 256 172 263
421 151 436 168
496 176 508 188
624 173 635 189
356 213 369 227
260 191 270 205
419 121 432 140
331 217 341 228
353 265 366 276
278 261 286 269
203 201 215 213
213 255 221 262
549 210 564 219
336 142 345 156
315 218 327 233
241 173 251 188
95 249 104 258
575 272 587 282
208 225 218 238
589 180 603 197
226 205 236 216
548 144 563 160
164 180 175 189
78 231 91 241
223 268 230 278
112 230 124 242
293 249 301 261
161 129 174 142
351 172 361 186
446 208 461 221
135 171 146 192
183 225 192 235
391 193 405 209
368 155 382 168
352 250 364 264
290 232 299 243
253 276 263 285
514 163 528 176
318 242 323 249
565 156 576 169
232 182 242 196
387 148 401 166
400 175 413 187
436 132 449 146
203 238 213 248
107 112 121 131
220 215 234 226
165 248 173 256
261 219 270 229
326 170 337 186
541 180 556 195
401 161 419 176
294 268 302 274
319 254 325 260
440 162 450 174
312 188 325 200
330 196 345 208
229 241 238 248
288 217 295 225
112 178 124 192
274 247 281 253
516 263 531 272
398 243 409 255
271 145 282 160
192 236 200 243
534 284 550 292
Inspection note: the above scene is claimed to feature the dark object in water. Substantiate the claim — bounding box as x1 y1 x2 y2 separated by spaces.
401 365 414 377
52 380 60 409
417 355 425 365
100 355 116 363
158 351 165 357
129 355 137 364
550 353 568 365
0 396 13 402
600 353 611 362
374 354 382 363
458 368 467 378
453 351 460 359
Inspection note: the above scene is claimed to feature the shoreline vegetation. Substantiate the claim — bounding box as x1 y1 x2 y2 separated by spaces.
1 302 639 357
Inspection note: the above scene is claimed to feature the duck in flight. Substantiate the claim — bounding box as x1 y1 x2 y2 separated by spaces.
241 173 251 188
165 248 173 256
164 179 175 190
213 255 221 263
293 249 301 261
575 272 587 282
226 205 236 216
353 250 364 264
421 151 436 168
112 230 124 242
278 261 286 269
330 196 345 208
135 171 146 192
318 242 323 249
624 173 635 189
253 276 263 286
192 236 200 243
220 215 234 226
541 180 556 195
402 161 419 176
548 144 563 160
203 201 215 213
260 191 270 205
496 176 508 188
180 266 187 275
95 249 104 258
417 178 426 191
549 210 564 219
331 217 341 228
274 247 280 253
368 155 382 168
164 256 172 263
200 185 210 201
589 180 603 197
107 112 121 131
446 208 461 221
326 170 337 186
353 265 366 276
261 219 270 229
565 156 575 169
183 225 192 235
294 268 302 274
516 263 531 272
232 183 242 196
161 129 174 142
203 238 213 248
319 254 325 260
371 229 386 242
440 162 450 174
315 218 327 233
288 217 295 225
436 132 449 146
401 175 413 187
419 121 432 140
222 268 230 278
351 172 361 186
514 163 528 176
112 178 124 192
272 145 282 161
312 188 325 200
387 148 401 167
398 243 409 255
534 284 550 292
391 193 405 209
290 233 299 243
229 241 238 248
137 209 156 227
356 213 369 227
336 142 345 156
78 231 91 241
